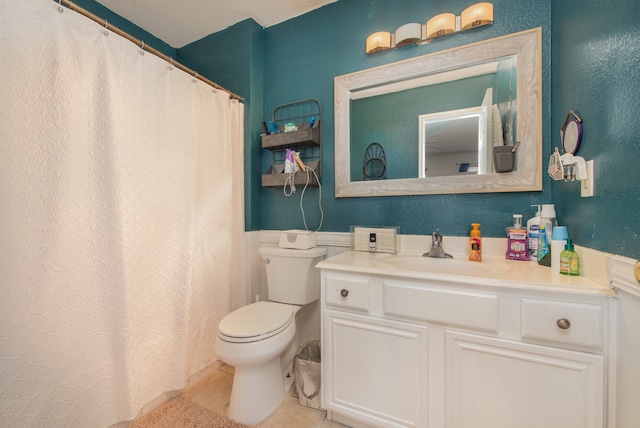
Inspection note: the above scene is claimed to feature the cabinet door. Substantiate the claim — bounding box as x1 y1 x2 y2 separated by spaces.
446 331 604 428
323 310 428 428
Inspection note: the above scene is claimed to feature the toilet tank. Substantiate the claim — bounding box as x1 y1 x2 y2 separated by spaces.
258 246 327 305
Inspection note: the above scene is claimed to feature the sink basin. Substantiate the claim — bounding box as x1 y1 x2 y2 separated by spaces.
381 254 509 276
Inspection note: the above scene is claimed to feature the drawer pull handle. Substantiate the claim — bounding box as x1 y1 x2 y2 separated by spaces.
556 318 571 330
340 289 349 298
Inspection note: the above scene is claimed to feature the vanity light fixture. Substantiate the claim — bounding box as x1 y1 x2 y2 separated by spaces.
365 2 494 54
426 13 456 39
395 23 422 47
365 31 392 54
461 2 494 30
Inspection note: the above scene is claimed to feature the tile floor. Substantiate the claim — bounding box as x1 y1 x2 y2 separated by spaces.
178 363 350 428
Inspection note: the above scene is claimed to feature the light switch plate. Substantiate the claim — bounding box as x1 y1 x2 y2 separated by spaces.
581 160 594 197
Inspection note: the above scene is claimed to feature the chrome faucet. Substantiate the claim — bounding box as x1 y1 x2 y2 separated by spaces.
423 231 453 258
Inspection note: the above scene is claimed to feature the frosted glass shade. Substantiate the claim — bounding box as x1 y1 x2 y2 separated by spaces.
365 31 391 54
395 22 422 47
461 2 494 30
426 13 456 39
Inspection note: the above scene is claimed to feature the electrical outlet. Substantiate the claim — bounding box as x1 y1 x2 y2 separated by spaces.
581 160 594 197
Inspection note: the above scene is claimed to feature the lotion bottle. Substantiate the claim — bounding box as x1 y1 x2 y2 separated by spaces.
469 223 482 262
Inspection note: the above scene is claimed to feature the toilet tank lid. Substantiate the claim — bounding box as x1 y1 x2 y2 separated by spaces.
259 246 327 258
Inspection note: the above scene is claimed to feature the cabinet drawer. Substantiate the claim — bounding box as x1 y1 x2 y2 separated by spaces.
325 274 370 312
384 281 499 332
520 298 603 348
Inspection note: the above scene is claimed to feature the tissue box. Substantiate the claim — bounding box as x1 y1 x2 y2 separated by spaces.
279 230 317 249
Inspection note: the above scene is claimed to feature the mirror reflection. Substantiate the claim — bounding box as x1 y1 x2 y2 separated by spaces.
349 57 516 181
420 106 484 176
335 28 541 197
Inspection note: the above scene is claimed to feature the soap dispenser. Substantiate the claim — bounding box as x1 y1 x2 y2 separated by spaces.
469 223 482 262
506 214 530 261
559 239 580 275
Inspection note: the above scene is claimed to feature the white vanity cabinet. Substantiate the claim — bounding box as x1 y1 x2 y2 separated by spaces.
320 268 611 428
322 272 428 428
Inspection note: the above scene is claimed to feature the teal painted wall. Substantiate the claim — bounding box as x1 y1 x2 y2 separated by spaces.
550 0 640 258
261 0 552 238
61 0 640 259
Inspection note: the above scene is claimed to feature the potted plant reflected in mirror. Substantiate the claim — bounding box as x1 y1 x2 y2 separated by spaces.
493 142 520 173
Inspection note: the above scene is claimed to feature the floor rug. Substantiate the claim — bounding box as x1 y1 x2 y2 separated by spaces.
131 397 254 428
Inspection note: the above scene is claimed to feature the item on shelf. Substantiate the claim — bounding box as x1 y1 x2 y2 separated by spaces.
261 98 322 188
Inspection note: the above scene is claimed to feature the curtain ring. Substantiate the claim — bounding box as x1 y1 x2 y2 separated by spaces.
168 58 174 70
139 41 145 55
103 19 109 36
192 72 199 83
58 0 64 13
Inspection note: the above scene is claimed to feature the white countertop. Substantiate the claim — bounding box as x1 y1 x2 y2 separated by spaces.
317 250 614 297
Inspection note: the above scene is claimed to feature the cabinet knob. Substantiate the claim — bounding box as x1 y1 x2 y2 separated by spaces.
556 318 571 330
340 289 349 298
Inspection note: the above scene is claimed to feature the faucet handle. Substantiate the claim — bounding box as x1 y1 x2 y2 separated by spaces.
432 231 442 243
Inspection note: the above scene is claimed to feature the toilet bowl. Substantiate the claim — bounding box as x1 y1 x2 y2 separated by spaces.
215 302 300 425
214 245 326 425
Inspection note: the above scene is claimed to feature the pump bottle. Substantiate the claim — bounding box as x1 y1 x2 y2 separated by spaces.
506 214 530 261
559 239 580 275
469 223 482 262
527 205 553 259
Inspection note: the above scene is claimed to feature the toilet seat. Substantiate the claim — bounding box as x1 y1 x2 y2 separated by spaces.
217 301 295 343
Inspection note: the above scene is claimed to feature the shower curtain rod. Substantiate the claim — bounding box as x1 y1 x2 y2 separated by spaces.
57 0 243 101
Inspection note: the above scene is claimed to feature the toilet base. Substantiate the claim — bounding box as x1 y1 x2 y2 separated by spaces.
215 303 304 425
227 356 295 425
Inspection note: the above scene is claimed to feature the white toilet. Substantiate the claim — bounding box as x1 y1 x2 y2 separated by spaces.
214 245 327 425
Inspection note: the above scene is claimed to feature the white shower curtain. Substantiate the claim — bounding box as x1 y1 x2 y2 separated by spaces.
0 0 246 426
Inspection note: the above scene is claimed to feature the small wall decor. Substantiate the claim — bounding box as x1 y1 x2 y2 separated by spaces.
560 110 583 155
363 143 387 180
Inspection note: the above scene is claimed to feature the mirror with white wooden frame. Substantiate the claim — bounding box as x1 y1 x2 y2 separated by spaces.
334 28 541 197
